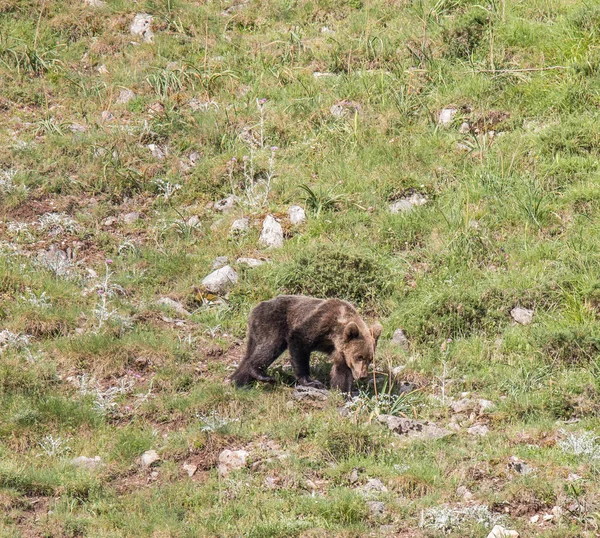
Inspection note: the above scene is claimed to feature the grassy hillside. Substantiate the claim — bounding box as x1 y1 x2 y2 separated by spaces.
2 0 600 536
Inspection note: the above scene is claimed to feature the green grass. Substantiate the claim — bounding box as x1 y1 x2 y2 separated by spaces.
2 0 600 535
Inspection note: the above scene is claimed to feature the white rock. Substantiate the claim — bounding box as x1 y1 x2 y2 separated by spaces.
103 216 117 227
116 89 136 105
157 297 190 317
147 144 167 160
487 525 519 538
237 257 265 268
330 104 345 118
68 123 87 133
130 14 154 43
214 195 238 213
101 110 114 122
189 151 201 165
218 449 249 477
392 328 409 351
211 256 229 270
467 424 489 437
182 463 197 477
478 399 495 413
258 215 284 249
511 307 534 325
201 265 238 294
230 218 250 234
359 478 388 495
530 514 539 523
71 456 102 469
313 72 335 79
97 64 109 74
141 450 160 467
84 0 106 6
438 107 457 126
187 215 200 227
459 121 471 134
391 365 406 378
456 485 474 501
288 205 306 225
122 211 140 224
367 500 385 516
389 193 427 213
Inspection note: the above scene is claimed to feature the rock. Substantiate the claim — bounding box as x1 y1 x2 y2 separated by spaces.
467 424 489 437
230 218 250 234
258 215 284 249
288 205 306 225
377 415 453 441
508 456 533 475
330 104 345 117
140 450 160 467
130 13 154 43
478 399 495 413
84 0 106 6
313 72 335 79
378 525 396 534
391 365 406 378
122 211 140 224
456 485 474 502
397 381 417 394
70 456 102 470
116 89 136 105
102 216 117 227
451 398 476 414
359 478 388 495
214 195 238 213
459 121 471 134
391 328 409 351
201 265 238 294
389 193 427 213
182 463 197 477
147 144 167 160
217 449 249 477
187 215 200 227
349 468 359 484
367 501 386 516
487 525 519 538
157 297 190 317
68 123 87 133
211 256 229 270
101 110 114 122
237 257 265 268
438 107 457 126
293 386 329 401
97 64 109 74
511 307 534 325
189 151 201 165
530 514 539 523
457 142 471 152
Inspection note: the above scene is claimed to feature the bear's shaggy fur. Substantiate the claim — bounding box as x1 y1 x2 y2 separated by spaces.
229 295 382 393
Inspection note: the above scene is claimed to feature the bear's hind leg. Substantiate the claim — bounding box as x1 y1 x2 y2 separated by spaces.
230 334 286 386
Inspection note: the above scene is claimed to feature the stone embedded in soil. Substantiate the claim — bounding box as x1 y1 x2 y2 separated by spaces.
201 265 238 294
140 450 160 467
487 525 519 538
391 328 410 351
130 13 154 43
258 215 284 249
288 205 306 225
293 386 329 401
456 485 474 502
438 107 457 126
508 456 534 475
236 257 265 268
71 456 102 470
230 218 250 234
182 463 198 477
211 256 229 270
217 449 249 477
389 193 427 213
214 195 238 213
377 415 453 441
116 89 136 104
367 500 386 516
157 297 190 317
459 121 471 134
359 478 388 495
467 424 489 437
147 144 167 160
121 211 140 224
511 307 534 325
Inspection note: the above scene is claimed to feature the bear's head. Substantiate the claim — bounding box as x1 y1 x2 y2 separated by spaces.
341 321 383 380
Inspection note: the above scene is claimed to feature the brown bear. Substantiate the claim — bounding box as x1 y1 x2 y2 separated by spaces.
229 295 382 393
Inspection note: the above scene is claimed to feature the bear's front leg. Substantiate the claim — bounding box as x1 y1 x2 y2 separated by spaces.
330 359 353 395
289 335 325 389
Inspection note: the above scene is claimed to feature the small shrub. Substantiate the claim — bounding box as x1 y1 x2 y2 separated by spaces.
316 420 380 461
443 10 489 59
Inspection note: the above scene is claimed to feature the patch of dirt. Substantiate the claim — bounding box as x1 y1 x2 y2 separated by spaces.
221 342 245 367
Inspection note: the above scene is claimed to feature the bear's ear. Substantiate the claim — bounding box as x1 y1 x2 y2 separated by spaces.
371 323 383 344
344 322 360 341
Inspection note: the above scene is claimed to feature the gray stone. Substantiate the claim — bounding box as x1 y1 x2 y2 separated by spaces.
360 478 388 495
367 500 386 516
187 215 200 227
288 205 306 225
182 463 197 477
218 449 249 477
438 107 457 126
487 525 519 538
84 0 106 6
236 257 265 268
293 386 329 401
258 215 283 249
230 218 250 234
459 121 471 134
451 398 476 414
68 123 87 133
377 415 453 441
391 328 409 351
101 111 114 122
147 144 167 160
140 449 160 467
508 456 534 475
116 89 136 105
157 297 190 317
511 307 534 325
201 265 238 294
389 193 427 213
130 13 154 43
214 195 238 213
102 216 118 227
71 456 102 469
467 424 489 437
122 211 140 224
189 151 201 165
211 256 229 270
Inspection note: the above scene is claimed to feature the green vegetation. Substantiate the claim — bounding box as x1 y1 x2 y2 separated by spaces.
2 0 600 535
